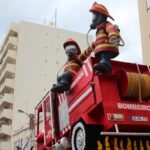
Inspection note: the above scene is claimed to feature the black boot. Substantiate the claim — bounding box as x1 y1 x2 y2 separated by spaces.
51 83 69 93
93 62 112 73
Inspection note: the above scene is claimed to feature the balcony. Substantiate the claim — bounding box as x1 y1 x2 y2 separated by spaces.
5 36 17 50
0 64 15 83
0 140 11 150
0 36 17 55
0 79 15 94
0 50 16 67
0 124 11 137
0 94 13 107
9 23 19 35
0 109 12 121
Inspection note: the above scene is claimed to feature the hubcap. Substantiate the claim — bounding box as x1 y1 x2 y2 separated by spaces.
76 128 85 150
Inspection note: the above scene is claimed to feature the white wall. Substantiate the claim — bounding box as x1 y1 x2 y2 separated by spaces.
138 0 150 65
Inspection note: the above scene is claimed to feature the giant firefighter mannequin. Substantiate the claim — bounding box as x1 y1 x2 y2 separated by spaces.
89 2 121 73
51 38 92 93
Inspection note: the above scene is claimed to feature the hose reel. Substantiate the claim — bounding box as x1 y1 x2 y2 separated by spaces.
117 69 150 100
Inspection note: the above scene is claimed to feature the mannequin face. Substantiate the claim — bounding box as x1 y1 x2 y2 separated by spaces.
65 44 78 59
90 12 106 29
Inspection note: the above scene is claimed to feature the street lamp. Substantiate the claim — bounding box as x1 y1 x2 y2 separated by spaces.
18 109 30 117
18 109 35 149
18 109 34 129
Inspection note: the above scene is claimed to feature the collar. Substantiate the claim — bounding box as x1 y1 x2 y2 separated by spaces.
96 21 108 31
67 56 78 61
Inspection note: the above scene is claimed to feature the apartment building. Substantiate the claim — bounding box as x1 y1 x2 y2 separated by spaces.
0 23 18 150
138 0 150 65
0 21 92 150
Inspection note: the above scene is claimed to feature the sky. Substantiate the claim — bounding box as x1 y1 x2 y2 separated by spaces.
0 0 142 63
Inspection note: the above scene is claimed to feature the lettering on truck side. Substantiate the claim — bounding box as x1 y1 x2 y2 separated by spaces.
117 103 150 111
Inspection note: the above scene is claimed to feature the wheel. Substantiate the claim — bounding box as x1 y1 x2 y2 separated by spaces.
71 121 99 150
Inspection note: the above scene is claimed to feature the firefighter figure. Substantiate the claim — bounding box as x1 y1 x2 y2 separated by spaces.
51 39 92 93
89 2 121 73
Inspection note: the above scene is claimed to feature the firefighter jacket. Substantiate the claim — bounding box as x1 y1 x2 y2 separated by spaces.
94 21 119 58
63 47 92 77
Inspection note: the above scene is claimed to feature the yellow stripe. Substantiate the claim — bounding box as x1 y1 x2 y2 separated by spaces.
64 63 80 68
95 44 114 50
85 49 91 55
82 48 91 57
95 4 108 13
106 25 114 32
68 70 76 75
97 33 107 39
83 52 89 57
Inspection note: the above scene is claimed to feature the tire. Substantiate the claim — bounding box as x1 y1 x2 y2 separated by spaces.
71 121 99 150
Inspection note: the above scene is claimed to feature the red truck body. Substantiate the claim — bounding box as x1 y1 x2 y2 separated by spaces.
35 57 150 150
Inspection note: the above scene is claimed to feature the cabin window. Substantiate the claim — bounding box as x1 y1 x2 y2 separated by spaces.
46 100 51 118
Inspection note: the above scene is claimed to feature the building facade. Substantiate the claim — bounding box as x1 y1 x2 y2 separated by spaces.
0 21 92 150
138 0 150 65
0 23 18 150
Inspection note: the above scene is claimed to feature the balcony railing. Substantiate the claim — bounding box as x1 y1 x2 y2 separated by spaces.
0 50 16 69
0 93 13 107
0 109 12 121
0 64 15 83
0 36 17 55
9 23 19 35
0 124 11 137
0 79 15 94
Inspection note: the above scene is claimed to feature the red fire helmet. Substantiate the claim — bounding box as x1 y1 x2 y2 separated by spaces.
89 2 114 21
63 38 81 55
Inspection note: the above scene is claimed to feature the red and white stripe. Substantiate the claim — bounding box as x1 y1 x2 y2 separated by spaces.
85 58 93 72
62 125 71 134
58 92 67 105
69 87 93 112
49 92 54 139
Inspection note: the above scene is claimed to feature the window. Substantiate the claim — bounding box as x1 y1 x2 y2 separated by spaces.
46 100 51 118
147 0 150 12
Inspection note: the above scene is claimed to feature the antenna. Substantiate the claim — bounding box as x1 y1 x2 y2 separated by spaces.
55 8 57 28
49 8 57 27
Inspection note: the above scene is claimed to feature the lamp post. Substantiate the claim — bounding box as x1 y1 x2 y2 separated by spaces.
18 109 34 129
18 109 35 150
18 109 30 118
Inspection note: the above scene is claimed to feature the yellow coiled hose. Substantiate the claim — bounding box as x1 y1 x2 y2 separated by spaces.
118 70 150 100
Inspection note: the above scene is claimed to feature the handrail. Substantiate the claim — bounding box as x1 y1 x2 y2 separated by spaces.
101 132 150 136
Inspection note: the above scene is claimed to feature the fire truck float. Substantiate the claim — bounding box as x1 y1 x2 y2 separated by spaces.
35 57 150 150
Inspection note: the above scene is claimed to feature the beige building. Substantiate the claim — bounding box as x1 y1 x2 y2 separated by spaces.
138 0 150 65
0 21 92 150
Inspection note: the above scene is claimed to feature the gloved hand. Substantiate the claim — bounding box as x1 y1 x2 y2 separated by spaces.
87 42 95 52
87 47 93 53
109 36 121 46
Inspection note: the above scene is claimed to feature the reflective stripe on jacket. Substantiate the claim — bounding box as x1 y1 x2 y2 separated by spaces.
94 21 119 58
